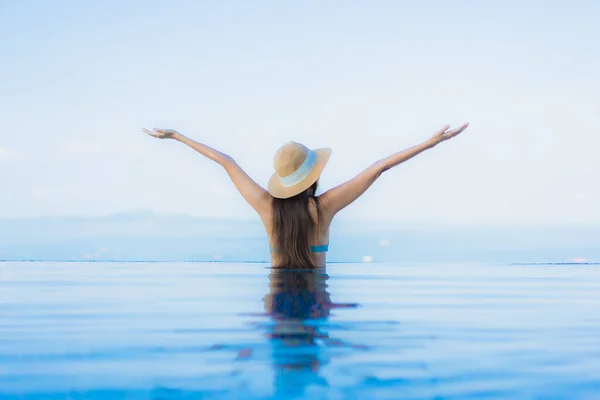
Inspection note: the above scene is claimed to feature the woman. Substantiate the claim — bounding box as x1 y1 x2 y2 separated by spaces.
142 123 469 268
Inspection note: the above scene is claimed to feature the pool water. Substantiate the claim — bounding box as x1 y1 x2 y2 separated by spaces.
1 262 600 399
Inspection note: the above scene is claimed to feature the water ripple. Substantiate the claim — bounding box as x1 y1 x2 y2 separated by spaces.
1 262 600 399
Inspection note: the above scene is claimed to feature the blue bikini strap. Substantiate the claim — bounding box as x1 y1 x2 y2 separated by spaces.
269 243 329 253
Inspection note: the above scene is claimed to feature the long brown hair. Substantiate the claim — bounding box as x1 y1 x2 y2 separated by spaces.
271 181 322 269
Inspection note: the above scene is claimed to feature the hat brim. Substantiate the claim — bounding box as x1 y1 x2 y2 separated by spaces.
268 148 331 199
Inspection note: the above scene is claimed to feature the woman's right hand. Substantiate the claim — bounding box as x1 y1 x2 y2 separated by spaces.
142 128 180 139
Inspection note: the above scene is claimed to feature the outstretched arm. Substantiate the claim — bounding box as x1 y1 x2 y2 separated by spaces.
320 123 469 216
143 128 271 215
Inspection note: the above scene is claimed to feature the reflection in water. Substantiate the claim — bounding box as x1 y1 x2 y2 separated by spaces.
262 269 360 397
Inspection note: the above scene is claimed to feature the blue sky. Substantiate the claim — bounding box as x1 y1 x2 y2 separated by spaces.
1 1 599 224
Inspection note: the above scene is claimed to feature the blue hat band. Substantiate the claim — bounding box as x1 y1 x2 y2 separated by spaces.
278 150 317 187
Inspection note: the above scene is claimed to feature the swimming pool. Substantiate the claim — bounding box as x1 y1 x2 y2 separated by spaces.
2 262 600 399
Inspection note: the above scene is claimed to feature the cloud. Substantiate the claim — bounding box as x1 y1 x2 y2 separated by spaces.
575 192 587 201
85 246 111 260
63 142 106 155
31 185 53 199
0 146 20 162
62 142 148 156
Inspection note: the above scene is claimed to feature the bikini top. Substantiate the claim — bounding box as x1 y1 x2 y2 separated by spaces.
270 243 329 253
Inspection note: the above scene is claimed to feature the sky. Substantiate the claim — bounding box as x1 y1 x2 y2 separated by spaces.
1 0 599 224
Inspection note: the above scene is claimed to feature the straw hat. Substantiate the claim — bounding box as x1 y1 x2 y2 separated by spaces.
268 141 331 199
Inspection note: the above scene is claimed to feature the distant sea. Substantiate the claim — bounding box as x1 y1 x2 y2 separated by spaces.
1 211 599 264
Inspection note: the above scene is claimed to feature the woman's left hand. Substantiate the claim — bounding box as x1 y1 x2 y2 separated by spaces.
428 123 469 146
